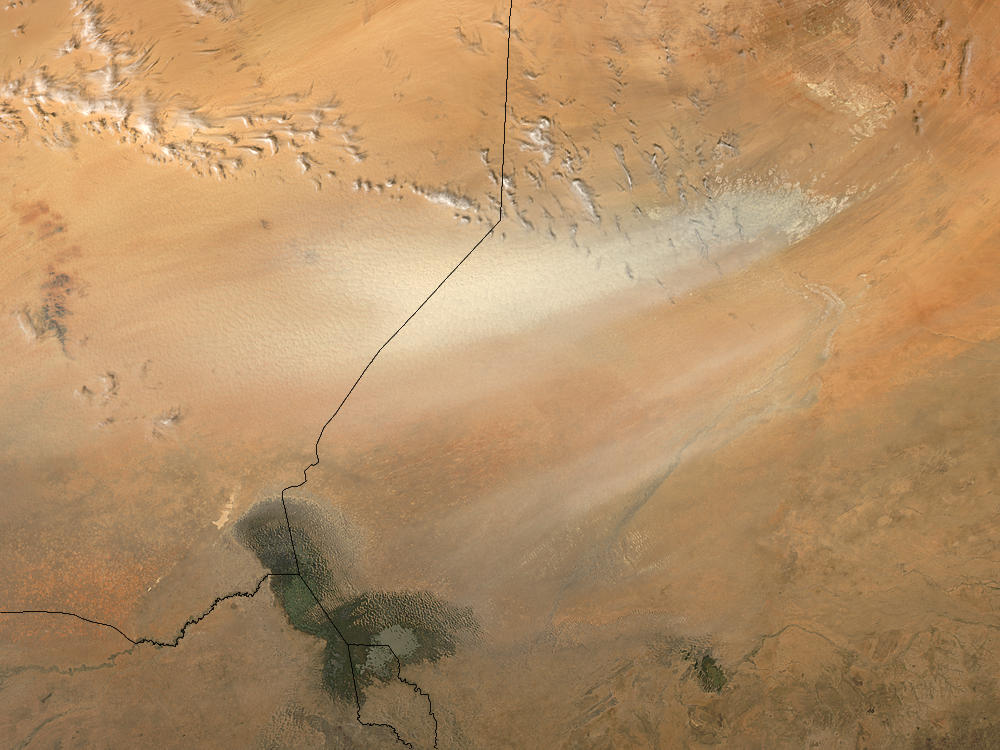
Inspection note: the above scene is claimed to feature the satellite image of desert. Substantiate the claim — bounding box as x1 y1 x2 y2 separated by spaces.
1 0 998 747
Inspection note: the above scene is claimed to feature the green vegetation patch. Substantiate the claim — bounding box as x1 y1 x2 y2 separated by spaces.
695 654 728 693
234 498 478 703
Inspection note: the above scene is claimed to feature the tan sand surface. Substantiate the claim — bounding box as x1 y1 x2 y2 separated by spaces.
2 0 998 746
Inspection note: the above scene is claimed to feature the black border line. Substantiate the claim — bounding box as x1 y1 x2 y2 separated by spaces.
0 574 296 648
2 3 513 747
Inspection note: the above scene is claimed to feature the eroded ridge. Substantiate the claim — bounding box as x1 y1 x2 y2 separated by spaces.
1 1 513 747
1 0 367 181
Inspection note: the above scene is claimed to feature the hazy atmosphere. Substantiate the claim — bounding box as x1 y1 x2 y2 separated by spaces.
2 0 998 747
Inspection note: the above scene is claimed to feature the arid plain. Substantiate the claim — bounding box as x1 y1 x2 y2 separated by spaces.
2 0 999 747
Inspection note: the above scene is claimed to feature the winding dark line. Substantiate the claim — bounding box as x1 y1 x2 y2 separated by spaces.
295 575 429 749
2 3 513 747
280 495 303 575
500 0 512 217
0 610 137 645
274 4 513 744
367 644 440 750
278 219 499 509
0 573 295 648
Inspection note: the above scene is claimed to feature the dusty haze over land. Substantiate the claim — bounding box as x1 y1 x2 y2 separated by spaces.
1 0 999 747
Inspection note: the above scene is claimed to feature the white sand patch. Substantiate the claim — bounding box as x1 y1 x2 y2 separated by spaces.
382 184 849 357
213 492 236 529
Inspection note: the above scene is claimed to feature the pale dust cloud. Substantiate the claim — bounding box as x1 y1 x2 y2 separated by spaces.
2 0 999 747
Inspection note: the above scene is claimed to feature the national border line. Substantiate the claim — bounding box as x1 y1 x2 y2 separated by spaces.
1 3 513 747
0 573 296 649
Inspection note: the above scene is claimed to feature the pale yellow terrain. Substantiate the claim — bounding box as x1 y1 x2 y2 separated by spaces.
1 0 998 747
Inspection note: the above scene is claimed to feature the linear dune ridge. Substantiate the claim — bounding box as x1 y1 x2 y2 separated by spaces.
1 0 999 747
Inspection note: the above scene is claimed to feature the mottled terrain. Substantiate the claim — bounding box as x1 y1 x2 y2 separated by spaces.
1 0 998 747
